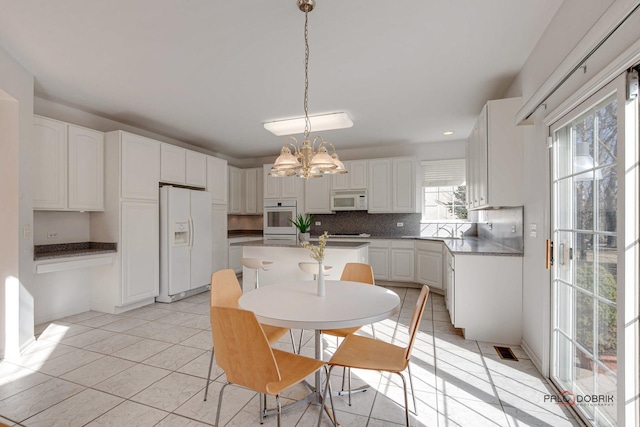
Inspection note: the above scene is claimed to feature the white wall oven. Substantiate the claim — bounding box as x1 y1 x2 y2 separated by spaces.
263 200 297 238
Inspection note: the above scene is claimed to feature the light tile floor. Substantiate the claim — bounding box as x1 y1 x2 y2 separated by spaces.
0 287 581 426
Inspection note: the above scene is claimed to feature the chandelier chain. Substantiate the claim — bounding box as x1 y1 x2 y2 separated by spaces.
303 10 310 139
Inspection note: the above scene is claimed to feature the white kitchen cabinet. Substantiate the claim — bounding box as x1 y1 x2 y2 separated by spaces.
392 157 418 213
33 116 105 211
121 132 161 201
120 201 159 305
368 239 390 281
228 166 242 214
415 240 443 290
263 164 305 210
185 150 207 188
68 125 104 211
245 168 258 214
390 240 415 282
368 157 418 213
33 116 67 210
305 173 332 214
206 156 228 205
444 249 454 323
90 130 161 313
332 160 368 191
466 97 523 210
212 205 228 273
228 236 259 273
256 169 263 214
451 254 522 344
160 143 186 185
368 159 392 213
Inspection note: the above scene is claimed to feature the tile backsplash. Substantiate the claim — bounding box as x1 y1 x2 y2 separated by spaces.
309 212 422 237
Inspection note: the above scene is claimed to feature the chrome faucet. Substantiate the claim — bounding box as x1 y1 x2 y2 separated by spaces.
437 226 454 237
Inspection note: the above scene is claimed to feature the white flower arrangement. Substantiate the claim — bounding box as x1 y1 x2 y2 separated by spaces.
301 231 329 262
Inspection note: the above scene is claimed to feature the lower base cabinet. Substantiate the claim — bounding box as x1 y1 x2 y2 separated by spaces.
451 254 522 344
415 240 443 290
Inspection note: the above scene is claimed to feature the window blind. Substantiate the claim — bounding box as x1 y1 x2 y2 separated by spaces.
420 159 466 187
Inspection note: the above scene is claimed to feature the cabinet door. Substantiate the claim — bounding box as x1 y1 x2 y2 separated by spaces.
229 245 243 274
263 164 281 199
68 125 104 210
256 168 263 214
349 160 368 189
368 159 392 213
305 174 332 213
281 174 303 199
369 248 389 281
160 143 186 184
392 157 417 213
416 250 443 289
121 133 161 201
206 156 228 205
33 116 67 210
185 150 207 188
228 166 242 214
121 201 159 304
244 168 257 214
391 248 415 282
475 105 488 208
212 205 228 273
331 161 350 190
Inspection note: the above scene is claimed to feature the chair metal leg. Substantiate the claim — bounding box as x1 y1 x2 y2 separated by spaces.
203 348 215 401
215 382 231 427
259 392 265 424
317 365 338 427
276 394 282 427
407 362 417 414
298 329 305 354
289 329 297 354
347 367 352 406
371 323 376 339
395 372 410 427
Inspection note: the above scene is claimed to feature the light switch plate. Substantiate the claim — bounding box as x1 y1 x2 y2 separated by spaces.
315 221 321 226
397 222 403 227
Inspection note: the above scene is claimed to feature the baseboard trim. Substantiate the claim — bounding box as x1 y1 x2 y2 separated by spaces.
521 339 543 374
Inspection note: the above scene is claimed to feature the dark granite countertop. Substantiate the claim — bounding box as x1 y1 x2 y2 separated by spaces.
34 242 117 261
230 239 370 249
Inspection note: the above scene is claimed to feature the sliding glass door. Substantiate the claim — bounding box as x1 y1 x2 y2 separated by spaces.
550 86 619 426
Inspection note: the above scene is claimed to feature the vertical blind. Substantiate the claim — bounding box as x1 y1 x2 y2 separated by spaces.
420 159 466 187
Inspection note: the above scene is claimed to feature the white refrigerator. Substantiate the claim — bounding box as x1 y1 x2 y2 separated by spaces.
158 186 212 302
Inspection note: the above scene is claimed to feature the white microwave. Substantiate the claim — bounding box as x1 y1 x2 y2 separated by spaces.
330 191 368 211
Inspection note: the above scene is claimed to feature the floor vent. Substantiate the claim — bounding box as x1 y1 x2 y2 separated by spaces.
494 346 518 361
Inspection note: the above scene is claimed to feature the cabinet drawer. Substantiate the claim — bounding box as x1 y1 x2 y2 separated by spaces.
415 240 442 252
368 239 390 249
391 239 415 249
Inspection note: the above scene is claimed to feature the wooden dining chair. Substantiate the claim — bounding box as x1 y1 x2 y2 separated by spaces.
203 269 296 402
211 306 333 427
320 285 430 427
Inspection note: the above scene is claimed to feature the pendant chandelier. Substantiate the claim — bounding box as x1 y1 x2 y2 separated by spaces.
269 0 348 179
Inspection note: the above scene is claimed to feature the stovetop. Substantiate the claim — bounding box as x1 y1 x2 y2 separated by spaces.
328 233 371 238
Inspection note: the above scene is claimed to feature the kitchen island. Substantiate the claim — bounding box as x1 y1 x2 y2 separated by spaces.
230 239 369 291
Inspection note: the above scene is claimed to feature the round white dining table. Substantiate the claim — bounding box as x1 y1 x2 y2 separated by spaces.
238 279 401 413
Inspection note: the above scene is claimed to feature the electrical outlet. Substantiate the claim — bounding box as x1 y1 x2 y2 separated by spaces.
47 232 58 239
529 223 537 238
511 225 517 233
397 222 404 227
315 221 321 226
23 225 32 239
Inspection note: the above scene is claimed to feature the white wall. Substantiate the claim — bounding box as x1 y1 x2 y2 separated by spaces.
33 211 90 245
505 0 638 373
0 45 34 357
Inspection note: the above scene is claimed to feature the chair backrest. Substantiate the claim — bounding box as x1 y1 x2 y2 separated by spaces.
404 285 430 360
340 262 375 285
210 269 243 307
210 306 281 394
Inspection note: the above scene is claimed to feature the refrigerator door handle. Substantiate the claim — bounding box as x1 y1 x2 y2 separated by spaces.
189 217 194 250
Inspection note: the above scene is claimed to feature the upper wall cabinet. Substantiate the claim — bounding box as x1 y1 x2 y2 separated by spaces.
331 160 368 191
466 97 524 210
305 173 332 214
206 155 228 205
33 115 104 211
119 132 161 201
368 156 418 213
263 164 305 211
160 143 206 188
227 166 263 215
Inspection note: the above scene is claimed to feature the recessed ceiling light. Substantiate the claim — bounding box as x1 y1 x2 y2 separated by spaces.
264 112 353 136
443 131 454 136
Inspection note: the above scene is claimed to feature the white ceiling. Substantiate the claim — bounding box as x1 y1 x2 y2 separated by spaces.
0 0 562 159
